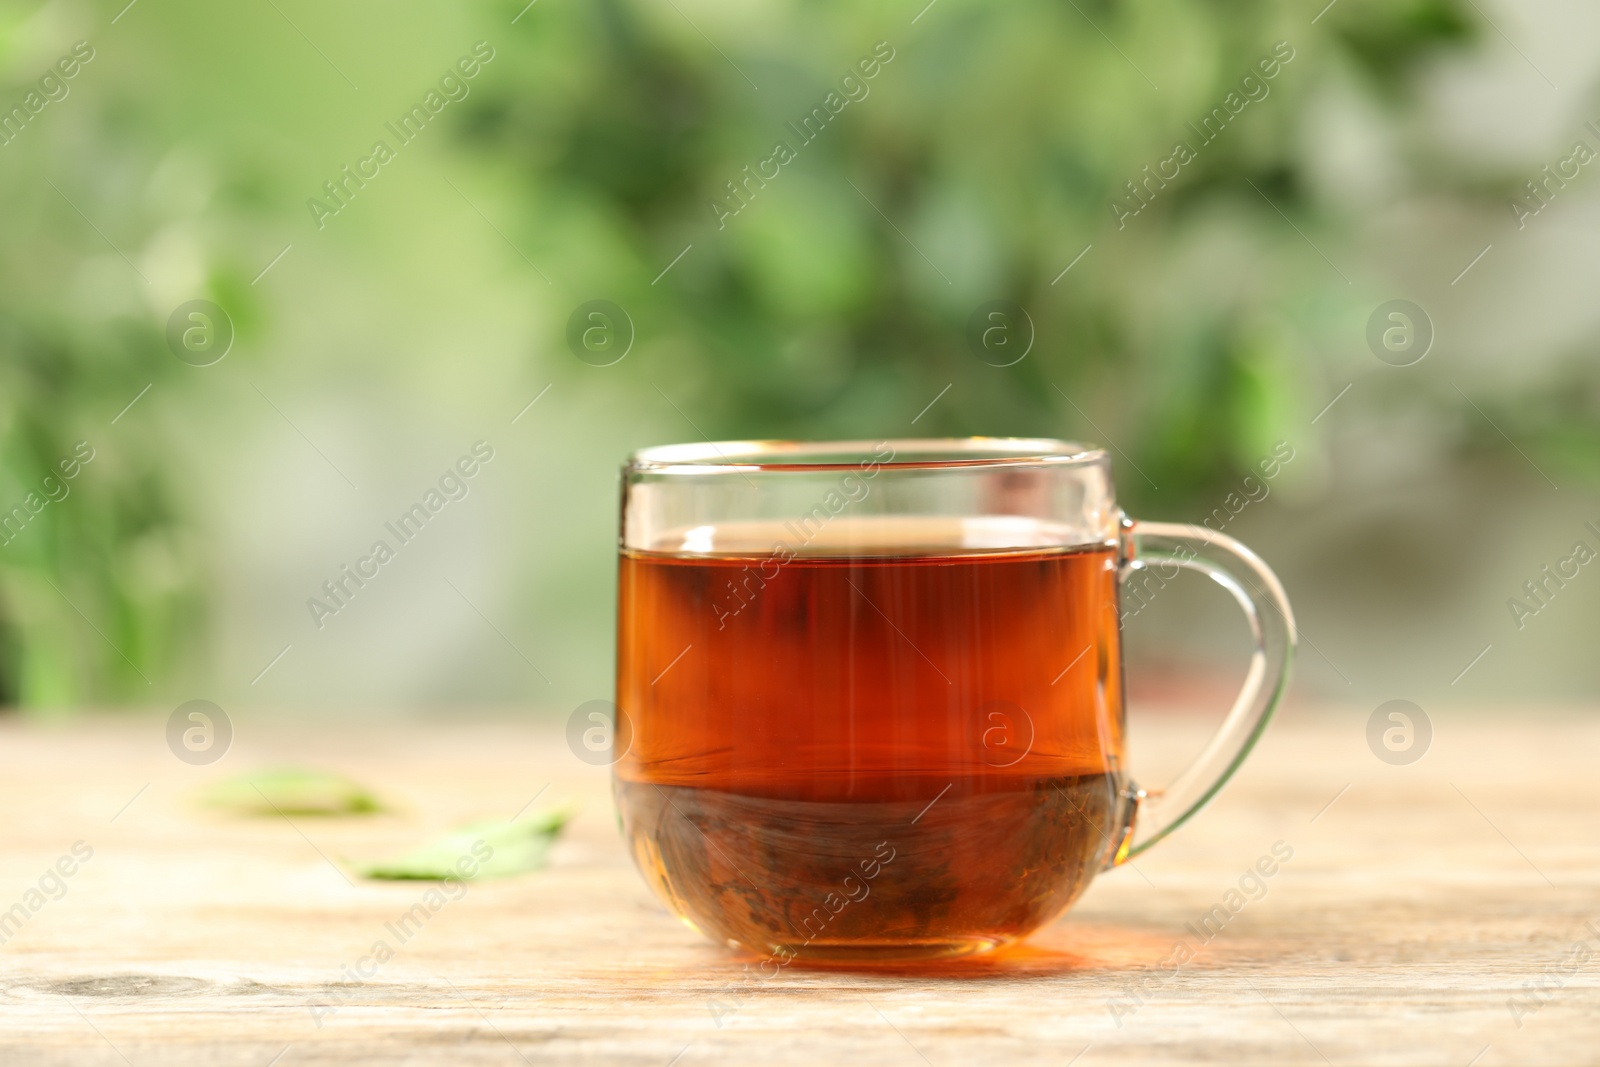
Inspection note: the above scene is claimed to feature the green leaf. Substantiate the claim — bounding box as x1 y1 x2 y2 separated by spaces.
358 807 574 881
202 768 383 817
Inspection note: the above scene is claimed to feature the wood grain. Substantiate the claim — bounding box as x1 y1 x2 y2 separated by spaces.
0 705 1595 1066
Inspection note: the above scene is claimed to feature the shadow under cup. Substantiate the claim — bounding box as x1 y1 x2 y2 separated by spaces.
613 440 1139 963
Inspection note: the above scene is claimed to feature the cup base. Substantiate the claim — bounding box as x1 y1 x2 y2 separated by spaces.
754 936 1008 965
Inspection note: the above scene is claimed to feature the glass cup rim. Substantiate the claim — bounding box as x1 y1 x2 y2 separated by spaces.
626 437 1107 474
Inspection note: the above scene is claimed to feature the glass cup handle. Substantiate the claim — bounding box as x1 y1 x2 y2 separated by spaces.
1112 517 1297 862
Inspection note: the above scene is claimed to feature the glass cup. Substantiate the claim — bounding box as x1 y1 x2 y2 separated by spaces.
613 438 1294 963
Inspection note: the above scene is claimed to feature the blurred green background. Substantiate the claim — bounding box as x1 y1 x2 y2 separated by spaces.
1 0 1596 714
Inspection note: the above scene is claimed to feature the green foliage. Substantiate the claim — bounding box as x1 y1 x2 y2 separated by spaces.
202 768 385 816
7 0 1578 707
465 0 1474 504
1330 0 1475 95
0 231 208 707
358 808 573 880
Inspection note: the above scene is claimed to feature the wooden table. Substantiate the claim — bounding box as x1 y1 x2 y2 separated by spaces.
1 705 1595 1065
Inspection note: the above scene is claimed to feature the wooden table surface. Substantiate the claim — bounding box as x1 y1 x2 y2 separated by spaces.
1 705 1596 1066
